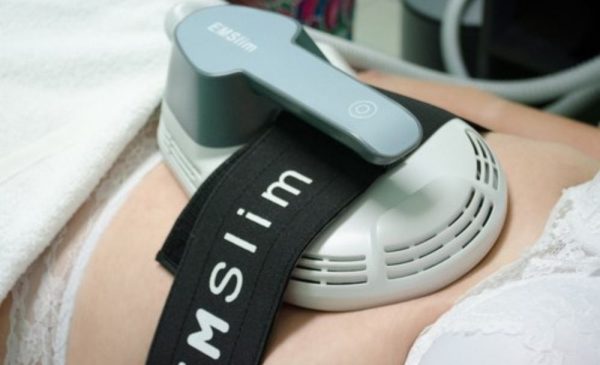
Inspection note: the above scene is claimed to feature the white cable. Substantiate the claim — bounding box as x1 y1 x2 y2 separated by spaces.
315 42 357 76
164 1 600 110
438 0 600 112
545 84 600 117
441 0 471 77
307 27 600 104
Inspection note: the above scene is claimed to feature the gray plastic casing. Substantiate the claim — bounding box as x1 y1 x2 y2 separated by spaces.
164 5 422 165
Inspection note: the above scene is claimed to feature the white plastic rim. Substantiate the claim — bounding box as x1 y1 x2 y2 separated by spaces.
159 104 508 311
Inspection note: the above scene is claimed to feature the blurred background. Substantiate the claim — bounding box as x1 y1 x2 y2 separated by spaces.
233 0 600 124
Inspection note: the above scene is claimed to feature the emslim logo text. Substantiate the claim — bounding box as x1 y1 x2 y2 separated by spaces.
207 22 258 53
180 170 313 363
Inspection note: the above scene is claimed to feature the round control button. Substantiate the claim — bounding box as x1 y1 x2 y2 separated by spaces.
348 100 378 119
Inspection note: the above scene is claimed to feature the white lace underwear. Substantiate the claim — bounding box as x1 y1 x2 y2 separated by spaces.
4 122 600 364
4 121 161 365
405 171 600 365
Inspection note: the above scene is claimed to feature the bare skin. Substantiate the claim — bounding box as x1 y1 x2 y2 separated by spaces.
359 72 600 160
1 75 599 364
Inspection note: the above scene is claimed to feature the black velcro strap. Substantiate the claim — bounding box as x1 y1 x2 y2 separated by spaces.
155 88 463 275
146 113 385 365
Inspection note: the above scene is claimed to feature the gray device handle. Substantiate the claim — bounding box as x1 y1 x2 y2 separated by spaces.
164 5 422 165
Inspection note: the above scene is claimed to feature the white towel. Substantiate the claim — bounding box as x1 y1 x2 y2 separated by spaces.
0 0 175 301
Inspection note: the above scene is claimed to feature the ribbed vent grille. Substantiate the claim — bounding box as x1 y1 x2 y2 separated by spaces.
162 125 201 185
466 130 499 190
291 254 367 286
384 188 495 279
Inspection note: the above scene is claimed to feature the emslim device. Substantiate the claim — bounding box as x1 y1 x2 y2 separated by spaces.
163 4 422 165
158 5 508 311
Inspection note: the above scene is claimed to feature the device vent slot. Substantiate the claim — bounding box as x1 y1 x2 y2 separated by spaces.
386 189 494 280
492 167 499 190
328 256 366 262
300 254 324 262
327 266 366 273
386 235 451 265
388 270 419 279
473 195 484 217
482 205 494 227
324 278 368 286
384 233 437 253
454 195 483 240
386 187 476 257
386 257 414 266
455 192 483 237
479 136 496 165
418 244 443 258
465 189 476 207
453 219 472 238
463 203 494 249
164 128 201 184
290 276 321 285
476 138 488 159
291 268 368 286
466 131 479 156
466 130 499 189
447 210 465 227
412 233 437 248
462 229 481 249
326 280 368 286
301 253 366 262
484 162 490 184
385 245 409 253
293 252 368 286
422 255 451 271
295 263 320 271
297 258 366 271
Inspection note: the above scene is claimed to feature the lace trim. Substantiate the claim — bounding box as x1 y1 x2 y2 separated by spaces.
5 119 160 365
405 172 600 364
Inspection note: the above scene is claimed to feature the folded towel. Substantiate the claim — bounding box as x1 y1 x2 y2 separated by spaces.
0 0 175 301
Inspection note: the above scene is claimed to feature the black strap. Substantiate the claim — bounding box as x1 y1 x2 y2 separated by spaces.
154 88 466 275
147 113 385 365
147 89 481 364
155 89 469 274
